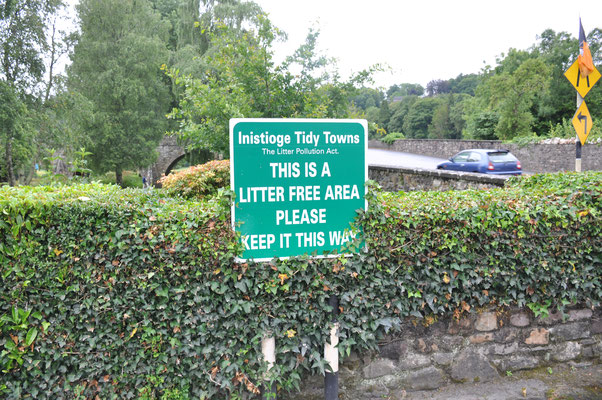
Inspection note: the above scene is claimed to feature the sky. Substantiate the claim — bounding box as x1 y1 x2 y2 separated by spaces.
254 0 602 89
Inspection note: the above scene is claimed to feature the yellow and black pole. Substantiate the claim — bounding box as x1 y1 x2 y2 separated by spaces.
564 18 599 171
576 94 583 172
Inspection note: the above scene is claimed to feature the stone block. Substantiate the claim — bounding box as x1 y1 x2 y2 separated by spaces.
489 342 519 355
581 346 595 359
498 355 541 372
591 318 602 335
494 327 519 343
406 366 446 391
525 328 549 345
538 311 563 326
475 312 498 332
469 333 494 344
447 316 472 334
568 309 593 322
398 352 431 370
436 335 464 352
432 352 454 367
355 378 393 398
362 358 397 379
552 341 582 362
450 350 499 383
379 340 408 361
510 312 530 327
550 322 590 341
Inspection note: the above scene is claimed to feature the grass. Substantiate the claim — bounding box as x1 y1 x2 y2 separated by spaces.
27 170 143 188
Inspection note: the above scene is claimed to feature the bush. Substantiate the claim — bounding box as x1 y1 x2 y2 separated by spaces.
97 171 143 188
1 172 601 399
381 131 405 144
159 159 230 199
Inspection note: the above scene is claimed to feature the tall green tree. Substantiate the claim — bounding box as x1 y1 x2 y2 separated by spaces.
151 0 264 76
481 57 551 139
386 83 424 99
448 73 480 96
428 93 471 139
68 0 171 186
425 79 451 97
402 97 443 138
1 0 62 91
168 19 372 155
1 0 63 185
0 81 29 184
386 95 418 134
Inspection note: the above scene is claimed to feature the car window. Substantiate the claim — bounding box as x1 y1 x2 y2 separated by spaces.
467 152 482 162
452 152 470 162
488 152 516 162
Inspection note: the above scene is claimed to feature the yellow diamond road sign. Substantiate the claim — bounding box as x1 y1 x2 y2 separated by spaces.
564 60 601 98
572 101 593 145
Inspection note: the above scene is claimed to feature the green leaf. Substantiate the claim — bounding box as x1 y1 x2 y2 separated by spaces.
25 328 38 347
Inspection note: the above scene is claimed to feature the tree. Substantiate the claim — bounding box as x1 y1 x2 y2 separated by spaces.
150 0 264 77
0 81 27 184
402 97 443 138
1 0 62 92
351 87 384 110
448 73 480 96
68 0 171 186
168 19 373 155
426 79 451 97
377 100 391 128
386 83 424 99
1 0 63 185
387 95 418 134
483 58 551 139
166 16 286 155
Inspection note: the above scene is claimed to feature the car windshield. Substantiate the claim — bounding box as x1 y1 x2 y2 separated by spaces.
488 152 516 163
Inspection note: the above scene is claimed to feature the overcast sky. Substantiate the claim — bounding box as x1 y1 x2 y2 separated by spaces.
255 0 602 89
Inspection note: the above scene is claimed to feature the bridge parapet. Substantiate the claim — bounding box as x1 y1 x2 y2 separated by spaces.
369 165 507 192
370 139 602 173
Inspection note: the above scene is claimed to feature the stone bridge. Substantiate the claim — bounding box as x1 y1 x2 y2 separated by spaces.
141 136 187 186
144 136 602 189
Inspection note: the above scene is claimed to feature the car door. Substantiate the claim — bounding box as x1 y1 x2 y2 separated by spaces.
465 151 482 172
448 151 471 171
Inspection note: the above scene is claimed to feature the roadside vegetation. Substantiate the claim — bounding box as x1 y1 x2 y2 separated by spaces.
1 171 600 398
2 0 602 187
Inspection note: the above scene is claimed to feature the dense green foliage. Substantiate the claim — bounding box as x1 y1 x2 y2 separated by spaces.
364 28 602 142
1 172 601 398
4 0 602 186
166 17 375 156
159 159 230 199
0 0 64 185
67 0 172 186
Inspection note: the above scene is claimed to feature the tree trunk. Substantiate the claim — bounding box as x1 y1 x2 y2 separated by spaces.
6 137 15 187
115 167 123 187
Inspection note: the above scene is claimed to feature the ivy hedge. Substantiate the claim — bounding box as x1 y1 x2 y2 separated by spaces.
1 172 601 399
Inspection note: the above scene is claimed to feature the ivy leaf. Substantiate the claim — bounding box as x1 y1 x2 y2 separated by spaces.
25 327 38 347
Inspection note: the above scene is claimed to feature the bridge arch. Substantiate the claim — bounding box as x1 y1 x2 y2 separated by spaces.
142 136 216 187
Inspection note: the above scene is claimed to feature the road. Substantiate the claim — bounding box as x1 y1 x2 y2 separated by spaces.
367 148 446 170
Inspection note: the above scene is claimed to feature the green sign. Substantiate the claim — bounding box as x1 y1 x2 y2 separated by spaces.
230 119 367 261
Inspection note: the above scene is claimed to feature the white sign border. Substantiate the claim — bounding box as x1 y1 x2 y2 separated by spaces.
229 118 368 262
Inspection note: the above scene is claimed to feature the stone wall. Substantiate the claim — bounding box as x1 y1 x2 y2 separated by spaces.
369 139 602 174
290 306 602 399
142 136 186 187
369 166 508 192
